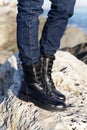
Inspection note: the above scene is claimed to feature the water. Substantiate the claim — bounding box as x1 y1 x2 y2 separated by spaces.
42 7 87 34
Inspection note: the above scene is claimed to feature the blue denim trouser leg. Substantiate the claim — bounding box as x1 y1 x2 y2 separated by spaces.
17 0 76 65
17 0 44 65
40 0 76 56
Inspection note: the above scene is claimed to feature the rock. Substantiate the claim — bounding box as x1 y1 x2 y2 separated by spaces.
61 43 87 64
0 51 87 130
60 26 87 48
0 7 17 64
0 51 13 65
0 7 17 47
0 0 17 6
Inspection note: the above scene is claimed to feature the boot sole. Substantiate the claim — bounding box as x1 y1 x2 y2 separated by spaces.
18 91 66 112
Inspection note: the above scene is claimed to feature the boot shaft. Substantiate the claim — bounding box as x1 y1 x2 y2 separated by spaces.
40 55 66 102
22 62 42 84
40 55 55 80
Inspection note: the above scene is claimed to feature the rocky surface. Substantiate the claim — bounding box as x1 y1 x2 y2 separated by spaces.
0 0 17 6
61 43 87 64
0 7 17 65
0 51 87 130
0 7 17 48
60 26 87 48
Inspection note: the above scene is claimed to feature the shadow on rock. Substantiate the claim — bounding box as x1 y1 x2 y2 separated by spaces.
0 53 23 103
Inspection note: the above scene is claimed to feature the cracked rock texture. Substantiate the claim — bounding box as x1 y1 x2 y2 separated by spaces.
0 51 87 130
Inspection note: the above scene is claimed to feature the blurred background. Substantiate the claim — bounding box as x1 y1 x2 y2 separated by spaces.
43 0 87 33
0 0 87 65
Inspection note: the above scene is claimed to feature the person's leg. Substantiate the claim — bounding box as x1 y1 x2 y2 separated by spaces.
40 0 76 100
17 0 66 111
17 0 44 65
40 0 76 55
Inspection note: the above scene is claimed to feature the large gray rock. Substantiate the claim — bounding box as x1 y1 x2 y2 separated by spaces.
60 26 87 48
0 51 87 130
61 43 87 64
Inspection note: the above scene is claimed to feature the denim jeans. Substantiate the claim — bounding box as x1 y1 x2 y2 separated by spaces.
17 0 76 65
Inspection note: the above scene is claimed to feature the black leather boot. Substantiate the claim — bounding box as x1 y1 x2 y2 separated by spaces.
19 62 66 111
40 55 66 102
